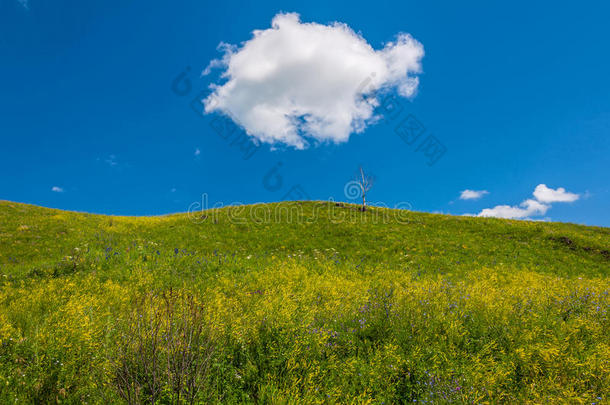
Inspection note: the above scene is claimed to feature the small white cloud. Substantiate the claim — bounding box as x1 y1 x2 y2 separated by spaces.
51 186 64 193
475 183 579 220
478 199 549 219
203 12 424 149
170 188 177 193
194 148 201 156
533 184 579 203
17 0 28 9
459 189 489 200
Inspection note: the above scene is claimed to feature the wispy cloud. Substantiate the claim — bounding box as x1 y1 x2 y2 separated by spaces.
203 12 424 149
105 154 118 167
474 184 580 220
194 148 201 157
51 186 64 193
459 189 489 200
17 0 28 10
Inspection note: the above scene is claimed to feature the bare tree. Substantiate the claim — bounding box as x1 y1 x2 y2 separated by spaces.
355 166 374 211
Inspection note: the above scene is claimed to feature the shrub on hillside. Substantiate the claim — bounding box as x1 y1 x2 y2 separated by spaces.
111 289 214 404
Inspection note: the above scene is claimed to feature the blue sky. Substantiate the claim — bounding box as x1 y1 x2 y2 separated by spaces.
1 0 608 226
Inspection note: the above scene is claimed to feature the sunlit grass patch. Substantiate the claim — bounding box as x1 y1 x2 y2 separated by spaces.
0 201 608 403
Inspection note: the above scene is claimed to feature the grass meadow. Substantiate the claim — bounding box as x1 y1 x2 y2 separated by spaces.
0 200 608 403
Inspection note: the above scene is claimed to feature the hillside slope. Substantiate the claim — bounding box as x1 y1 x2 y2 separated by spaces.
0 200 608 403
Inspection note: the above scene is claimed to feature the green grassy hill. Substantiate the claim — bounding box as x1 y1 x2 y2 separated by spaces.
0 200 608 403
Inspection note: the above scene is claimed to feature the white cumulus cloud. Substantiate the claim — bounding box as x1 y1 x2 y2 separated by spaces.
459 189 489 200
533 184 580 203
203 12 424 149
51 186 64 193
478 198 549 219
474 184 579 220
